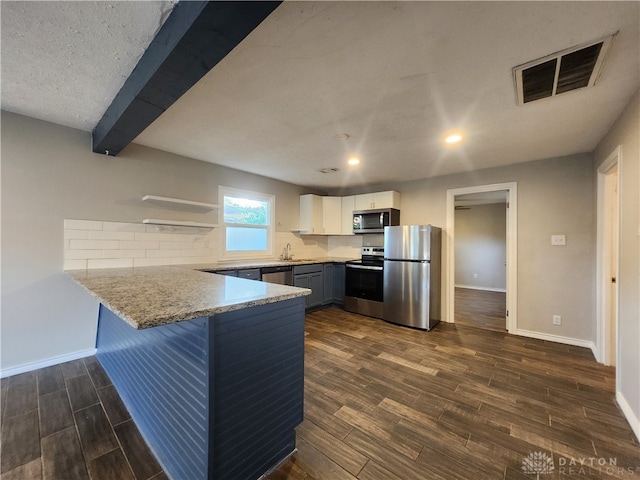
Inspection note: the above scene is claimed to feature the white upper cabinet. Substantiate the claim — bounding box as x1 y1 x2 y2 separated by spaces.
354 190 400 210
299 194 323 234
298 191 399 235
341 196 356 235
322 197 342 235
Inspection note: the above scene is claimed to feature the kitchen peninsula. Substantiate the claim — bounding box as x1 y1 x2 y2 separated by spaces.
68 266 310 480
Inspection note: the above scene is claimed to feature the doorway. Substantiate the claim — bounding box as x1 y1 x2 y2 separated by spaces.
445 183 518 333
596 146 620 368
453 193 508 331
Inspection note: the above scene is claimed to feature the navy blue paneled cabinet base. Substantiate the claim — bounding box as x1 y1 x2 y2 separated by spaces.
96 298 305 480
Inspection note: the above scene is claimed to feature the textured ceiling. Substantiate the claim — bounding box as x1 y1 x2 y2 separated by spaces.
2 1 639 189
1 1 176 131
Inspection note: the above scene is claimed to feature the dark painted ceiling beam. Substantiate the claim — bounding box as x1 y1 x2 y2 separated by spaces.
92 0 282 156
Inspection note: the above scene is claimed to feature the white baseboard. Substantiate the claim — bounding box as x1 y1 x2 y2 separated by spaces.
616 391 640 442
0 348 97 379
455 284 507 293
514 329 595 350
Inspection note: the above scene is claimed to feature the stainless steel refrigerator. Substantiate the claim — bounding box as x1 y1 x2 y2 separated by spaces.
383 225 442 330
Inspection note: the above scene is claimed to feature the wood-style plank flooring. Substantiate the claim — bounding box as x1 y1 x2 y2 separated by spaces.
455 287 507 332
272 308 640 479
1 356 166 480
3 308 639 479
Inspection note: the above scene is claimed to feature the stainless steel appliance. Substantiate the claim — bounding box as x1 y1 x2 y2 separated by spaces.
344 247 384 319
383 225 442 330
353 209 400 234
261 266 293 285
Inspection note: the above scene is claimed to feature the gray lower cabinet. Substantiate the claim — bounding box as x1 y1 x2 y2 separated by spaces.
294 264 323 309
333 263 345 304
237 268 261 280
216 270 238 277
209 269 261 280
323 264 334 305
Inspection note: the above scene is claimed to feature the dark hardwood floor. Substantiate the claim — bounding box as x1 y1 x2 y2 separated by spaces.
1 356 166 480
272 308 639 479
2 308 639 479
455 287 507 332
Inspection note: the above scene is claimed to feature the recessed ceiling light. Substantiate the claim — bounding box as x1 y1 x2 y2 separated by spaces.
347 157 360 166
334 133 350 140
444 133 463 145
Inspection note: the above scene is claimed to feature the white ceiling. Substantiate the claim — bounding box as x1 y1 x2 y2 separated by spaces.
2 1 639 190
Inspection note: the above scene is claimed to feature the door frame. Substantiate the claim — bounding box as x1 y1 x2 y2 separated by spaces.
595 145 621 367
445 182 518 332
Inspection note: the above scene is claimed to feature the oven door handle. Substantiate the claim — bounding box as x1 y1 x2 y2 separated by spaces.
346 264 383 271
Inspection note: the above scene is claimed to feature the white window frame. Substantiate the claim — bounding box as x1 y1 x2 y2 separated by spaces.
218 186 275 260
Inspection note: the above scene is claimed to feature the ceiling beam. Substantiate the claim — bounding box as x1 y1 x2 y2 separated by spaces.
92 0 282 156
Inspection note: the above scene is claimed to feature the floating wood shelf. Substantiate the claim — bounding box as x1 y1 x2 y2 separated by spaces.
142 219 218 228
142 195 218 211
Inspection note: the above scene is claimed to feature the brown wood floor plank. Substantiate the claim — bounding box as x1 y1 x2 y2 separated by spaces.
37 365 66 397
38 389 74 437
296 419 368 476
0 458 42 480
1 410 41 473
41 426 89 480
87 448 135 480
113 420 163 480
73 404 119 463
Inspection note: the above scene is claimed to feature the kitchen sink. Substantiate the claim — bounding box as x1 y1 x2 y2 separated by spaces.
283 259 317 263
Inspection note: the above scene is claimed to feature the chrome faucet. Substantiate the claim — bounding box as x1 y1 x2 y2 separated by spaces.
281 243 293 260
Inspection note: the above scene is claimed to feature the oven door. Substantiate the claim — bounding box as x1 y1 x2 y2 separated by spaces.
345 263 383 302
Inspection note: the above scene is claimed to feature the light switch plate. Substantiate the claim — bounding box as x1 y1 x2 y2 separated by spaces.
551 235 566 246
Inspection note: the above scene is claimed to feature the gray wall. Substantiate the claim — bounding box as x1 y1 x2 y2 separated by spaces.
594 88 640 435
1 111 319 371
334 153 595 341
454 203 507 291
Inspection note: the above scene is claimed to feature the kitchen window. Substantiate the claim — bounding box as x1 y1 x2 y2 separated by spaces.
219 186 274 259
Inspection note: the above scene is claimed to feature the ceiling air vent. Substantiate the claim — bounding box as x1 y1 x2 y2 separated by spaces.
514 35 615 105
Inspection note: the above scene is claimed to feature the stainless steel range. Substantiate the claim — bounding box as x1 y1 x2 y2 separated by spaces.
344 246 384 319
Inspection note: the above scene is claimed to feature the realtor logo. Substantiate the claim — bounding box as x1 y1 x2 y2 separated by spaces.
522 451 555 478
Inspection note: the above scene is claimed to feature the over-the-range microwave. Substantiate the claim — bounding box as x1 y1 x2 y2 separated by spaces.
353 208 400 234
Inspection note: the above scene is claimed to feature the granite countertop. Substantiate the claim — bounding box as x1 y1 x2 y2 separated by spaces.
67 266 311 330
189 256 356 271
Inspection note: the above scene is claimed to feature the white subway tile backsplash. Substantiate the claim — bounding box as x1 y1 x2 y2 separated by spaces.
133 257 171 267
159 241 196 250
64 219 103 231
179 249 213 257
88 258 134 269
170 256 216 265
103 249 146 259
63 259 87 270
103 222 147 233
145 249 181 258
89 230 136 241
118 240 160 250
69 240 120 250
65 249 106 260
64 230 91 240
134 232 171 241
63 219 215 270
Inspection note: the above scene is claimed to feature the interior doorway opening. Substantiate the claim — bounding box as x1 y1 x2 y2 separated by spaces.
446 183 518 333
453 193 508 331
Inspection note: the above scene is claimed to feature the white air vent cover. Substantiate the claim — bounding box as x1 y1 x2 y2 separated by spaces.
513 35 615 105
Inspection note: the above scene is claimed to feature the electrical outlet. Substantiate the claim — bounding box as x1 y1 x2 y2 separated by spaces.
473 273 478 278
553 315 562 326
551 235 566 246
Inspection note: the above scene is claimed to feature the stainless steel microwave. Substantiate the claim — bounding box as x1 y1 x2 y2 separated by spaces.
353 208 400 234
